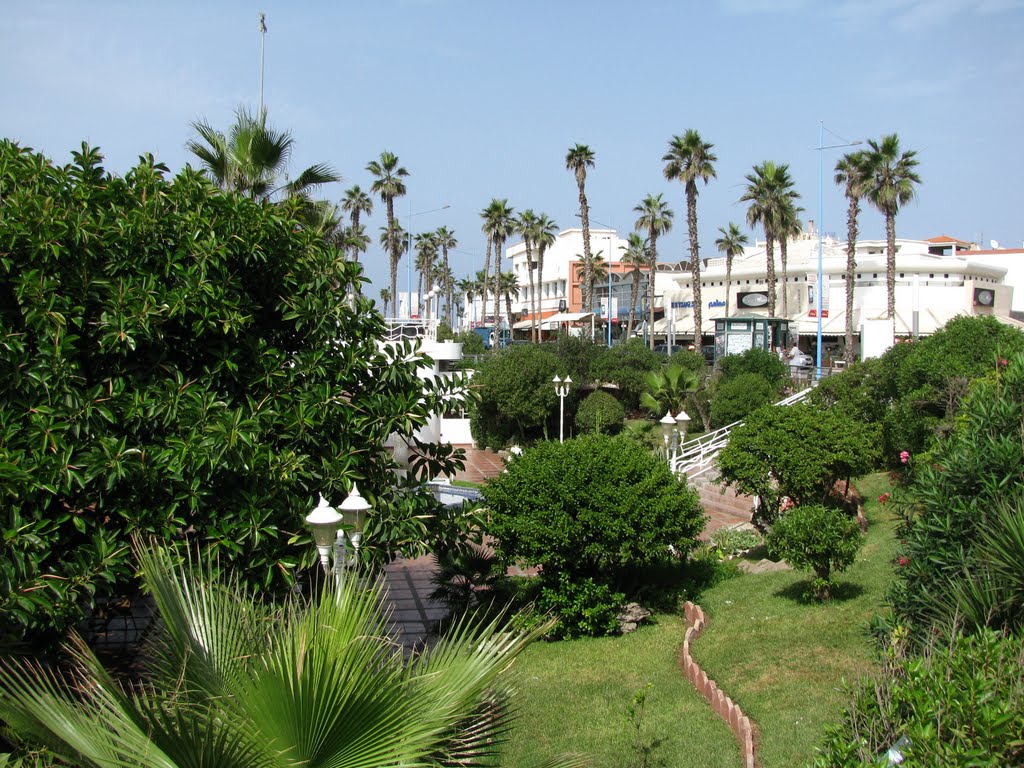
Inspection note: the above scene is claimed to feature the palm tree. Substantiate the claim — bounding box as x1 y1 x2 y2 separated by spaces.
715 223 749 318
414 232 437 318
496 270 520 326
434 226 458 325
516 209 541 342
835 151 868 355
478 205 494 322
433 262 456 328
740 161 791 318
483 199 515 327
457 276 477 325
188 107 340 202
663 131 717 349
0 540 568 768
620 233 647 339
862 134 921 320
366 151 410 317
340 185 374 262
379 222 407 314
565 144 596 312
772 182 803 318
379 287 392 315
633 193 674 350
533 214 558 342
640 363 700 417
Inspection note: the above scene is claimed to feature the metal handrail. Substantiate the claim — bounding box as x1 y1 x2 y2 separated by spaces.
671 386 813 478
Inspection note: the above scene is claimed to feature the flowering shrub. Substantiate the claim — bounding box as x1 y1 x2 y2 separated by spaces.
899 450 910 464
878 492 891 504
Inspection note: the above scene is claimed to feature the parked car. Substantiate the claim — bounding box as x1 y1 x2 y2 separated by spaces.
653 344 685 355
788 350 814 370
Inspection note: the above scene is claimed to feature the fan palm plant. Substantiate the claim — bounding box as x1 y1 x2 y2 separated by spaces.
740 161 790 317
565 144 596 312
366 152 410 315
0 540 569 768
862 134 921 320
663 131 717 347
483 200 515 327
414 232 438 317
620 233 647 339
633 194 674 350
434 226 458 325
640 363 700 417
772 182 803 318
516 209 541 341
496 271 520 327
715 223 749 318
835 151 868 356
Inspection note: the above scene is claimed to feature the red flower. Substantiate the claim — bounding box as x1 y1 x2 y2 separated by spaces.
999 358 1009 367
878 492 891 504
898 556 910 567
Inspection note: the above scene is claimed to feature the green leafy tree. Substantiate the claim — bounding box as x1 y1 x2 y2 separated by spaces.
767 503 863 600
484 435 705 634
566 144 596 312
714 223 748 318
663 131 716 345
574 391 625 435
717 347 788 387
469 344 560 448
709 372 777 428
717 402 881 529
0 141 464 647
862 134 921 320
590 339 662 411
0 541 567 768
633 194 673 350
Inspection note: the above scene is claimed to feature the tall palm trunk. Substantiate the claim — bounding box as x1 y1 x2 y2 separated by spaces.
505 287 514 325
765 234 777 317
525 239 536 342
386 197 398 316
725 256 733 318
481 239 492 324
627 270 640 339
687 186 702 346
350 210 362 262
492 236 503 328
579 186 593 312
647 234 658 350
844 194 860 355
779 236 789 318
885 211 896 320
535 246 546 343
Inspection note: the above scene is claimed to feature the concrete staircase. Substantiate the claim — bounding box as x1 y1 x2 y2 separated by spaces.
689 470 756 539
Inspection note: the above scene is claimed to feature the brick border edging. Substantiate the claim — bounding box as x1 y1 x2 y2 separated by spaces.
680 601 758 768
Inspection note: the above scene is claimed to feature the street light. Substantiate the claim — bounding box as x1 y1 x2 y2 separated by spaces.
407 204 451 318
553 375 572 443
816 123 862 379
675 409 691 445
304 486 373 580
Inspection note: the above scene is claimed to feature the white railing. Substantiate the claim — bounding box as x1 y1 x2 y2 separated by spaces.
671 386 813 479
384 317 439 343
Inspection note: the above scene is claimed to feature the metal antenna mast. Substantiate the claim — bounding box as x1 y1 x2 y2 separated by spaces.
258 12 267 115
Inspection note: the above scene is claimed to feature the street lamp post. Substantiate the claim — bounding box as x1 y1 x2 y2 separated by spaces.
304 486 372 585
553 375 572 443
407 204 451 318
816 123 862 379
675 409 691 445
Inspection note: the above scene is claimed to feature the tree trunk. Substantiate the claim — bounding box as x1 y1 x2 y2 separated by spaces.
351 211 361 263
493 236 503 331
481 238 492 325
648 233 658 350
886 210 896 320
536 246 546 343
386 197 398 318
687 186 702 347
779 235 789 318
579 185 592 312
627 270 639 339
844 192 859 357
725 255 733 318
765 234 777 318
525 239 536 343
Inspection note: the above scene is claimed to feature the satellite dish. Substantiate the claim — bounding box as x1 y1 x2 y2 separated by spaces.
990 240 1000 249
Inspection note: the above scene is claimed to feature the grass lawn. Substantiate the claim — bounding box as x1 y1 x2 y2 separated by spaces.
503 613 740 768
691 472 898 766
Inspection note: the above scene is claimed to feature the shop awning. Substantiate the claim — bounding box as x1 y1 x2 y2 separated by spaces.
544 312 595 324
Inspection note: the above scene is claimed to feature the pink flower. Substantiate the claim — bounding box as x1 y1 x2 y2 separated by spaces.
898 556 910 567
999 358 1009 367
899 451 910 464
878 492 891 504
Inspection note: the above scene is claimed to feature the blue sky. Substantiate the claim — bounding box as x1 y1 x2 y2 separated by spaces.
3 0 1022 296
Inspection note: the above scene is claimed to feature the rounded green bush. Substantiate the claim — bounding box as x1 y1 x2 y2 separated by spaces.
766 503 863 600
710 372 777 427
574 390 625 435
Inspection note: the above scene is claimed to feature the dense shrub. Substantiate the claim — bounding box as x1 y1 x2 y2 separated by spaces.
717 347 788 386
574 391 625 435
590 339 661 410
709 526 762 558
668 349 710 379
469 344 560 448
537 573 624 639
709 372 777 427
767 504 863 600
483 435 705 633
0 142 465 648
717 402 880 529
888 354 1024 639
816 629 1024 766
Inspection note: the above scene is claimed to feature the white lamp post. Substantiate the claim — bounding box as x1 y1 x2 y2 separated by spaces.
304 486 373 580
675 409 691 445
553 375 572 443
659 411 676 461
